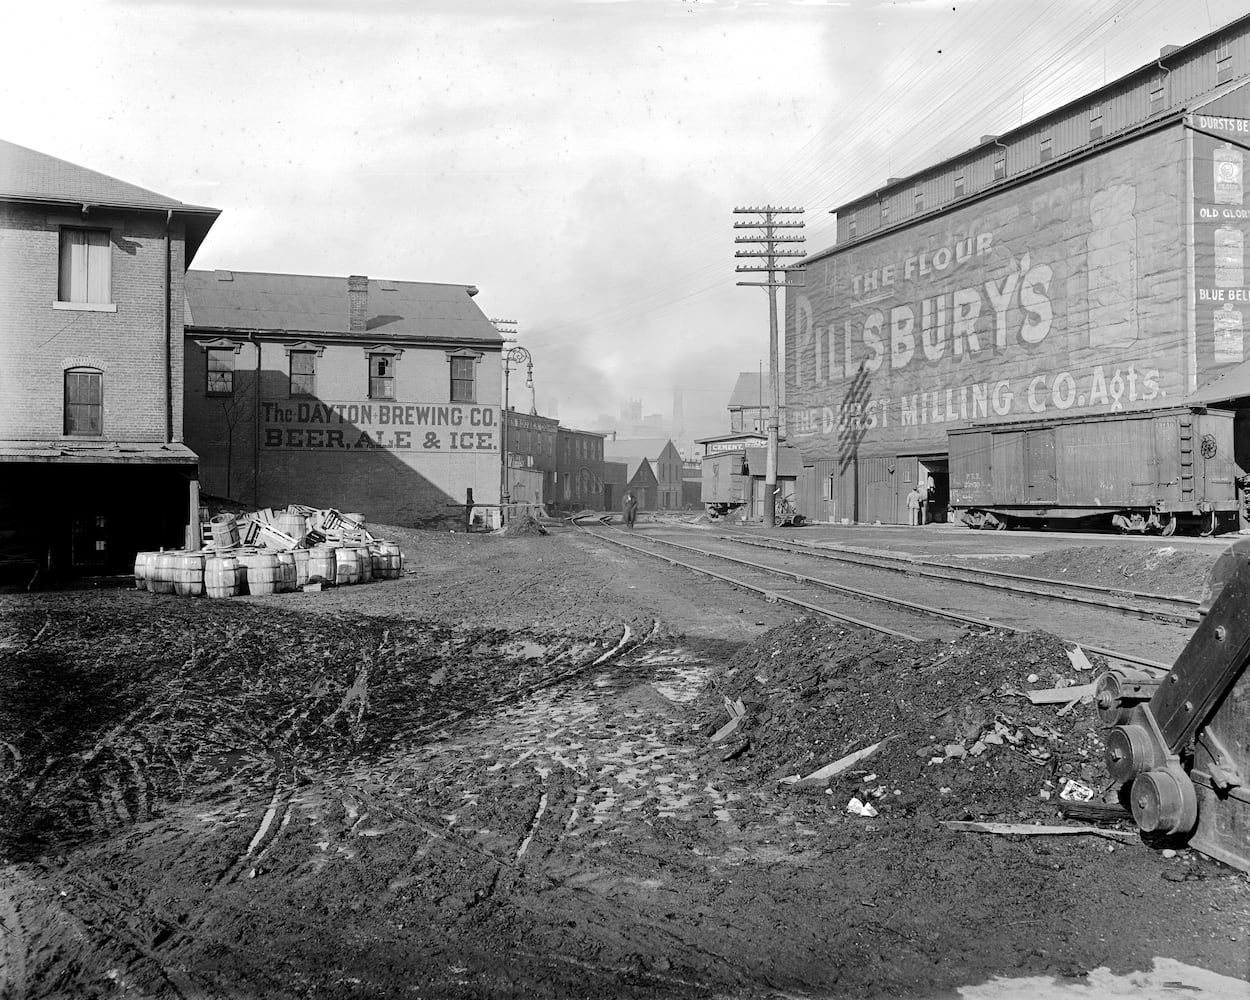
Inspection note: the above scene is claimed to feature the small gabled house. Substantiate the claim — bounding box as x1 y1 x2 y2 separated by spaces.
0 140 220 576
604 437 684 509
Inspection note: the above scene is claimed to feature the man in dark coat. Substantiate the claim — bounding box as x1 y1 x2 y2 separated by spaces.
623 490 638 529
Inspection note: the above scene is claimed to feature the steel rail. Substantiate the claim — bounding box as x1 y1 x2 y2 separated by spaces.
579 524 927 641
723 534 1201 625
577 522 1172 672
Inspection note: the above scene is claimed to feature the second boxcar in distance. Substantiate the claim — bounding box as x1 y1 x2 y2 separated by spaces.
702 445 803 521
948 407 1240 535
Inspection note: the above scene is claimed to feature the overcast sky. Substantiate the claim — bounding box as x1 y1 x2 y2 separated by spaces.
6 0 1247 442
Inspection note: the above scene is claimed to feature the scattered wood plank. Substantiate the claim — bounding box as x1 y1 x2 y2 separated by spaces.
941 820 1137 843
793 737 892 786
1065 645 1095 672
1026 682 1097 705
709 698 747 744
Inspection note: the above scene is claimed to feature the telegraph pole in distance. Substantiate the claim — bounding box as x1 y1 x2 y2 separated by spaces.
733 207 805 528
491 319 520 523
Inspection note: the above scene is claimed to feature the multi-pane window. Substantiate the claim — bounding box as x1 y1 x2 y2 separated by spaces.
369 353 395 399
58 229 111 303
64 369 102 436
290 351 316 397
450 356 476 402
207 348 235 395
1089 105 1104 140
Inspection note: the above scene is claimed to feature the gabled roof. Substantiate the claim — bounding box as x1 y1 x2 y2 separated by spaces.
0 139 220 261
728 371 766 408
604 437 678 463
626 458 657 485
185 270 502 345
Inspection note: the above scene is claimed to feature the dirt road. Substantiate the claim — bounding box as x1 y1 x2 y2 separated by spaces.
1 524 1247 998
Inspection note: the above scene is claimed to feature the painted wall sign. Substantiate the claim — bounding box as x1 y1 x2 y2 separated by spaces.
785 130 1186 458
1191 115 1250 375
261 400 498 451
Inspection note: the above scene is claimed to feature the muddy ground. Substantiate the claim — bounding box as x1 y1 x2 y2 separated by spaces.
1 524 1248 999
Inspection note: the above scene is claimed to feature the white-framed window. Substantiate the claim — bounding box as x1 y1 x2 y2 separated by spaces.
290 350 316 397
369 353 395 399
58 228 111 305
447 350 481 402
207 348 235 395
64 368 103 436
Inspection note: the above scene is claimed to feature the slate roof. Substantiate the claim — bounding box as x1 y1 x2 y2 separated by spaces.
728 372 769 408
0 139 220 260
184 270 503 345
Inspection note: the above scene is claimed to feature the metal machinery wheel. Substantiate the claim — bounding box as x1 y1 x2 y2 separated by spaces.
1201 510 1218 537
1159 515 1177 537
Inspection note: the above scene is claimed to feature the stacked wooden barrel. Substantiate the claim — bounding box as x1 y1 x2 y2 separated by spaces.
135 504 405 599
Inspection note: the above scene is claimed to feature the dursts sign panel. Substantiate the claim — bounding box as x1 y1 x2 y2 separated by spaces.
1190 112 1250 379
785 128 1188 461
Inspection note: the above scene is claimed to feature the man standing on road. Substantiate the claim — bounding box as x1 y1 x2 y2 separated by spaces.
920 473 934 525
623 490 638 529
906 486 921 527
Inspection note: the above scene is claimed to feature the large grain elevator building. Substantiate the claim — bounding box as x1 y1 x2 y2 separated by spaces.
787 13 1250 531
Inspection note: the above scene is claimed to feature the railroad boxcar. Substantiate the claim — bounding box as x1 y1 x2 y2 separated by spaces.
948 407 1241 535
702 445 803 522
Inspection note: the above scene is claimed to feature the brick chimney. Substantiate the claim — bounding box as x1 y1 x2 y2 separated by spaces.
348 275 368 333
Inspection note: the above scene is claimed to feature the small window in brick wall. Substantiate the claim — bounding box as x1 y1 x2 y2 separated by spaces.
290 351 316 397
450 355 476 402
64 369 103 436
369 353 395 399
58 229 111 304
207 348 235 395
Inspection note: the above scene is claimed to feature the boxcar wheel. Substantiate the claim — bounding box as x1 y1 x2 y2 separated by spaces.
1201 511 1217 537
1160 516 1177 537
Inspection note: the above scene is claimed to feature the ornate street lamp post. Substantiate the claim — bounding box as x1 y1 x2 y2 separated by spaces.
501 345 533 523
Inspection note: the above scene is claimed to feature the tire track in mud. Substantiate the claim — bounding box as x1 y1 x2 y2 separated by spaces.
0 866 28 1000
4 609 682 997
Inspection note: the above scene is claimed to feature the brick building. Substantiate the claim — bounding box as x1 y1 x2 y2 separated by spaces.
553 426 606 512
502 408 558 511
184 270 503 528
0 140 219 576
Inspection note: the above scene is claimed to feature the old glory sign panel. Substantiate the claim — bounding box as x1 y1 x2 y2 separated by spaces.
262 401 498 452
785 130 1188 451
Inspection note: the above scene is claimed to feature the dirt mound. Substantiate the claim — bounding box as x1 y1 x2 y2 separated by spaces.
698 618 1111 824
499 515 549 537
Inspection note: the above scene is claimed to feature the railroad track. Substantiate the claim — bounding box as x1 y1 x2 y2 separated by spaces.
719 534 1201 625
575 521 1181 672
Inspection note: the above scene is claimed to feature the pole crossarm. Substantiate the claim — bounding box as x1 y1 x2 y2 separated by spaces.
732 205 806 529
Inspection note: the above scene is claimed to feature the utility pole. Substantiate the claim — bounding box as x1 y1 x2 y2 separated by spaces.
733 207 805 528
491 319 529 526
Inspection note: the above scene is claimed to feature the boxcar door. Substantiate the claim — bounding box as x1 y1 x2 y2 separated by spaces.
1023 429 1057 504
